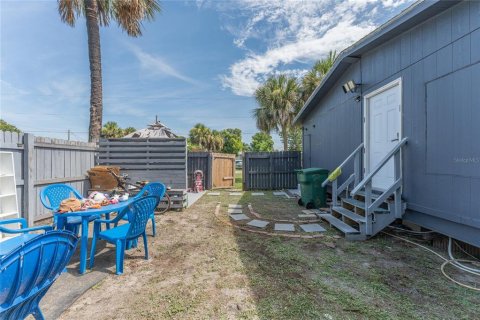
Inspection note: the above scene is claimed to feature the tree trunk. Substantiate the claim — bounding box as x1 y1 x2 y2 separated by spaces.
281 127 288 151
85 0 103 142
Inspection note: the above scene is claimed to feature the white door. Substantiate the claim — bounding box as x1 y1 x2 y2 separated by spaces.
365 79 401 191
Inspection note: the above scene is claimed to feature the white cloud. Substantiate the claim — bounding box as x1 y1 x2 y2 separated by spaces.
127 44 199 85
207 0 414 96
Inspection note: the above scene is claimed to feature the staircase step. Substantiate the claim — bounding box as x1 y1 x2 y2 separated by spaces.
331 206 365 223
355 190 382 200
318 214 360 234
341 198 389 213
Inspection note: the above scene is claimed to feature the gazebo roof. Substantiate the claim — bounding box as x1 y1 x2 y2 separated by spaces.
123 116 178 138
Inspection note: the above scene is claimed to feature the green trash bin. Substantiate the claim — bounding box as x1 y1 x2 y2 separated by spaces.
296 168 329 209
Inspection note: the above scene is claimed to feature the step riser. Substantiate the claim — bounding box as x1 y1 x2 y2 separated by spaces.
328 188 405 240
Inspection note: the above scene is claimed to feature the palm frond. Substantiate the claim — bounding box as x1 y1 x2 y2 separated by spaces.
58 0 83 26
111 0 161 37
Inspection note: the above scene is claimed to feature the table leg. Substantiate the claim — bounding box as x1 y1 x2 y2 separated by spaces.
105 212 111 229
79 217 89 274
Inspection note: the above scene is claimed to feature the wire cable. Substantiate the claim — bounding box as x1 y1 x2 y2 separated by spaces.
382 231 480 291
448 237 480 274
387 225 436 234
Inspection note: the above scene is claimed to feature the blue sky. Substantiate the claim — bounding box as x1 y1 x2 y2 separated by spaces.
1 0 413 147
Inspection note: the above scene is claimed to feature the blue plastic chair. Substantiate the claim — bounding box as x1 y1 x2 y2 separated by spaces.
133 182 166 236
0 218 53 258
89 195 160 275
0 230 78 320
40 184 99 233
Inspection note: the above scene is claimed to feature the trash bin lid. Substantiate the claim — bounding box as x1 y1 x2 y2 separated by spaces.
300 168 329 175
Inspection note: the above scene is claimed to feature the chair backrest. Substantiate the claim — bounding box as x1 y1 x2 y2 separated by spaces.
0 231 78 320
137 182 166 200
125 196 160 239
40 184 83 211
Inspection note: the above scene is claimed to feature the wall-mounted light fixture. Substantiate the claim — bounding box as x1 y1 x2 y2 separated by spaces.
342 80 361 94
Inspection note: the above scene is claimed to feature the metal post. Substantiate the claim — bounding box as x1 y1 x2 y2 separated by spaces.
394 151 402 218
23 133 35 226
354 150 361 187
332 179 338 207
364 182 372 235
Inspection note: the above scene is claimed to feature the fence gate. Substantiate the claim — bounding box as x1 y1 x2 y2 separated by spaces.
212 153 236 189
243 151 301 190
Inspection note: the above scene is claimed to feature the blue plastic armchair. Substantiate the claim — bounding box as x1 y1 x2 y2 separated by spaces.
134 182 166 236
0 218 53 258
89 195 160 275
40 184 98 233
0 230 78 320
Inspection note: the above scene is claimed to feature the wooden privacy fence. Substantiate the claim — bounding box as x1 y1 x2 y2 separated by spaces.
243 151 302 190
187 152 212 190
187 152 236 190
97 138 187 189
0 132 96 225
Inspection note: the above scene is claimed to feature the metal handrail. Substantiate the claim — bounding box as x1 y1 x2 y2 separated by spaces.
350 137 408 196
321 142 363 188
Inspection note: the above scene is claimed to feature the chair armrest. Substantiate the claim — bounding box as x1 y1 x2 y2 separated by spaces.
73 189 84 200
0 224 52 234
40 190 54 211
0 218 27 228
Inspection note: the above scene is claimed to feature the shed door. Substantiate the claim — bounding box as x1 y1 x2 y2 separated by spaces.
365 79 402 191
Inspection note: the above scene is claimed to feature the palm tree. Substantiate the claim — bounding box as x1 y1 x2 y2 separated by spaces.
58 0 161 142
206 130 224 152
301 50 337 102
189 123 211 150
253 74 300 151
123 127 136 136
101 121 124 138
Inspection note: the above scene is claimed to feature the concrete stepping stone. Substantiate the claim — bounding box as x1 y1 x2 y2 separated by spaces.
299 224 326 233
302 209 321 214
274 223 295 232
228 209 243 214
298 214 317 219
273 191 287 196
229 204 242 209
208 192 220 196
230 214 249 221
229 192 244 196
247 220 269 229
252 192 265 196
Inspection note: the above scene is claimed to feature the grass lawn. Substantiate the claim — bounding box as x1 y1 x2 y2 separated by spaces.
60 191 479 320
235 169 243 190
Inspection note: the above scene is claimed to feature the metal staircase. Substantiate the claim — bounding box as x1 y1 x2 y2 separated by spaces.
319 138 408 240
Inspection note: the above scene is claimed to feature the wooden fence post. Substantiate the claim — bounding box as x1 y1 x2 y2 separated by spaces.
207 153 213 190
269 153 274 190
23 133 35 226
243 153 248 191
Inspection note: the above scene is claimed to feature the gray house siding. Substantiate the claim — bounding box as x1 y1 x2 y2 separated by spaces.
302 1 480 246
